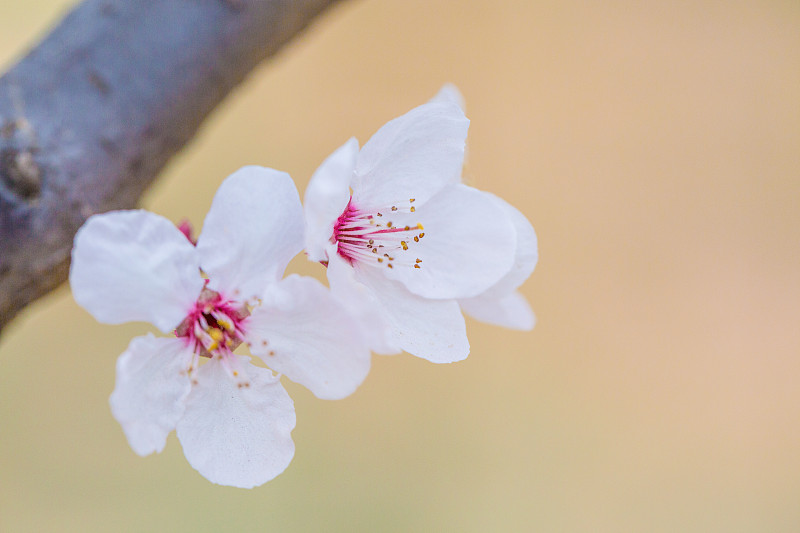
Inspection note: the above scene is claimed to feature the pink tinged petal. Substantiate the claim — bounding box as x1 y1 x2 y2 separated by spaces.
459 290 536 331
426 85 470 167
352 99 469 210
456 197 537 330
109 334 194 456
176 357 296 489
304 138 359 262
246 274 372 400
70 210 203 332
357 267 469 364
429 83 466 110
382 184 517 300
476 193 538 298
326 246 400 355
196 166 304 302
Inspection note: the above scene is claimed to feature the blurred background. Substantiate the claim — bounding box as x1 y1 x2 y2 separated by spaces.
1 1 799 531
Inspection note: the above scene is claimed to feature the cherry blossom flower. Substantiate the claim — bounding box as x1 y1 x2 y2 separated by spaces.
304 87 522 363
70 166 371 488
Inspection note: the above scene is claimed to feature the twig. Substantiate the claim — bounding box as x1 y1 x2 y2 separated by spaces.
0 0 343 333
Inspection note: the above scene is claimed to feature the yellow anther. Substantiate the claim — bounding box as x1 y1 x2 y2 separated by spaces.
414 236 419 242
209 328 224 342
404 225 410 230
386 221 393 228
401 241 408 250
414 264 421 269
419 232 425 238
417 223 424 230
233 371 239 377
391 206 397 211
377 257 383 263
217 318 234 332
409 198 415 203
410 206 415 212
387 263 393 268
416 258 422 263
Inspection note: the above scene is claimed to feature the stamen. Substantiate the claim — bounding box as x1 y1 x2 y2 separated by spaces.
333 196 428 271
209 328 224 343
176 287 249 360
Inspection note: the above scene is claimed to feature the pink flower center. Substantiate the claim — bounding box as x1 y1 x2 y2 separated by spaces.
175 286 249 358
333 196 426 270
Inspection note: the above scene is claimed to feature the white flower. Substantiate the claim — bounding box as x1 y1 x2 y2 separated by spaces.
304 87 521 363
70 167 371 488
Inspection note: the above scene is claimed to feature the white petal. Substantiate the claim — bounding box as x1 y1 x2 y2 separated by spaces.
477 193 538 298
352 99 469 210
383 184 517 299
245 275 372 400
459 290 536 331
70 210 203 332
176 357 296 489
304 138 359 262
429 83 465 110
326 246 400 355
196 166 304 302
357 267 469 364
109 334 194 456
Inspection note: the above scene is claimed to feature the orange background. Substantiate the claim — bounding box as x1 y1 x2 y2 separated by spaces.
1 1 799 531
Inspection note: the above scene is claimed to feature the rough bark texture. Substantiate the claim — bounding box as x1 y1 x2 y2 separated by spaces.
0 0 342 333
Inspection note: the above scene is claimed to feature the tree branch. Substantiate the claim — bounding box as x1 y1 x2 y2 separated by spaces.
0 0 343 333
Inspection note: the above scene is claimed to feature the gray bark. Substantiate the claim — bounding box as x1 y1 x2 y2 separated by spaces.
0 0 342 333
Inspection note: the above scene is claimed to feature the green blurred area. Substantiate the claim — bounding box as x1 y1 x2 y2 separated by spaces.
2 1 800 531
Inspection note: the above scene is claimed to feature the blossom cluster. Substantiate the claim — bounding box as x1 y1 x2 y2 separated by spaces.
69 86 538 488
